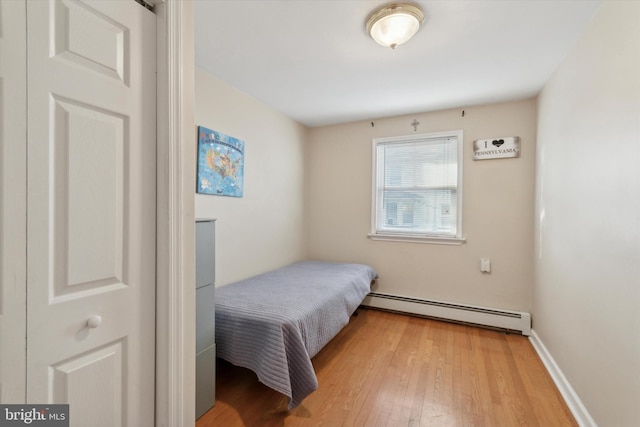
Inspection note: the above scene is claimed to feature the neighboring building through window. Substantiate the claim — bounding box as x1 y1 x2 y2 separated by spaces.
369 130 465 244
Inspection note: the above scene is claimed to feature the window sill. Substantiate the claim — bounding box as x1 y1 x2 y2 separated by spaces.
367 233 466 245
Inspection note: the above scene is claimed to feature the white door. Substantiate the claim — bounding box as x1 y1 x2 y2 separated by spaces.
26 1 156 426
0 0 27 404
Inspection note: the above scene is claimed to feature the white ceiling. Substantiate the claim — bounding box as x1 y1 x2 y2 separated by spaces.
194 0 602 127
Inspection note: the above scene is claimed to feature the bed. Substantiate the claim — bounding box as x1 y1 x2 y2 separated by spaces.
215 260 378 409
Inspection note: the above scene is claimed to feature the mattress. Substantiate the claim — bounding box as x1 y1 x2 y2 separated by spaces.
215 260 378 409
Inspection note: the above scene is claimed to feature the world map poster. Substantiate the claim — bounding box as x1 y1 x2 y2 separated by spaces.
197 126 245 197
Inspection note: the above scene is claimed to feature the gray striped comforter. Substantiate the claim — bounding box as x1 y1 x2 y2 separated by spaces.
215 260 378 409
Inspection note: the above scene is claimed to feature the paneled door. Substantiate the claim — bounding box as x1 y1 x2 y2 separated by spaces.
26 1 156 426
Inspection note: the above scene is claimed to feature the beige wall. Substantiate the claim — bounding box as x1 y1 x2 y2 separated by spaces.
194 68 308 285
306 99 537 311
534 2 640 425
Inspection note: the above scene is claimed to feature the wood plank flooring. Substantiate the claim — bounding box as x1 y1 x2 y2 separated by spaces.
196 308 576 427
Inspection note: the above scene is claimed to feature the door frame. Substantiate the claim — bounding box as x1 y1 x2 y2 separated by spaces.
0 0 27 405
154 0 196 425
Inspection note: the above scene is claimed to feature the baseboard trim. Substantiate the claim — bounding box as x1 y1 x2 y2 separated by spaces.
529 330 597 427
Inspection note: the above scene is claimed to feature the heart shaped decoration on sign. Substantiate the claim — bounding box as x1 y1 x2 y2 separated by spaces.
492 139 505 147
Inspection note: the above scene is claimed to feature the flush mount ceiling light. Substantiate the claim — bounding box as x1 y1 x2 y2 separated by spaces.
366 3 424 49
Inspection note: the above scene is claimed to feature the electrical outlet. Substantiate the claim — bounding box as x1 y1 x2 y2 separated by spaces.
480 258 491 273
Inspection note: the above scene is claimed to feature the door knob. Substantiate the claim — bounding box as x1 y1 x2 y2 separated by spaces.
87 315 103 329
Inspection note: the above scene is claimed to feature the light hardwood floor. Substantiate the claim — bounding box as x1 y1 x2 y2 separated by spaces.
197 308 576 427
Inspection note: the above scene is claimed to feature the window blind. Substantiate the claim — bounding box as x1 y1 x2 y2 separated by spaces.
375 136 459 237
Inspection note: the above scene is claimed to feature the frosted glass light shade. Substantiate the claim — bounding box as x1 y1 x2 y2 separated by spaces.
366 3 424 49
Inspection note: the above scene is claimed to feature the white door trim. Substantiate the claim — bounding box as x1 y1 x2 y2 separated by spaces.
155 1 196 426
0 0 27 404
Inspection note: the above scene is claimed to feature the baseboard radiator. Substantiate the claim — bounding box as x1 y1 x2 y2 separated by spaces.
362 292 531 336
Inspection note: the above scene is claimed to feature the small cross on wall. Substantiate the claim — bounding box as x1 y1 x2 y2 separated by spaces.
411 119 420 131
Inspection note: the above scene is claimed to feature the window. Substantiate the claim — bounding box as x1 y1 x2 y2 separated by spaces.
369 130 465 244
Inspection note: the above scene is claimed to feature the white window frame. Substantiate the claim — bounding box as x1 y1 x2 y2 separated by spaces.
369 130 466 245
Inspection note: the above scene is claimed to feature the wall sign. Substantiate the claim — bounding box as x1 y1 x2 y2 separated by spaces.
473 136 520 160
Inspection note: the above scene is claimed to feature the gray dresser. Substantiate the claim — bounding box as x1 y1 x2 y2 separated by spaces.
195 219 216 419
